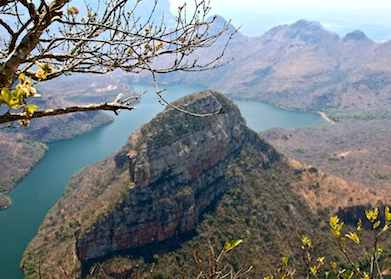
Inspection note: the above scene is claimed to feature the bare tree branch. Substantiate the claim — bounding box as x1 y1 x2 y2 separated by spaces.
0 0 236 125
0 93 138 125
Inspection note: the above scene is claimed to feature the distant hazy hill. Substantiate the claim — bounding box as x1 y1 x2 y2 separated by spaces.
138 19 391 120
48 17 391 122
212 19 391 117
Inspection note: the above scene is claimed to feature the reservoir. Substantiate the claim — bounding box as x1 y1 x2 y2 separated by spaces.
0 84 327 278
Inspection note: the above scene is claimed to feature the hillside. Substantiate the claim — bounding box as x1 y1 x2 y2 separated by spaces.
22 91 391 278
127 19 391 121
14 96 113 143
2 15 389 277
0 77 127 208
0 133 47 209
262 119 391 192
218 20 391 120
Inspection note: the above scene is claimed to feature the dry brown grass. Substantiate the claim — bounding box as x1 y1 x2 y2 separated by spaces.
262 119 391 203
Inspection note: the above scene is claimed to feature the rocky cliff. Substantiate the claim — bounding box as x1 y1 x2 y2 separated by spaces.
22 90 280 278
23 90 371 278
75 91 249 263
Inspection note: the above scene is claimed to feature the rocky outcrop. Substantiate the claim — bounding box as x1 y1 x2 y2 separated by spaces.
22 90 283 278
74 91 247 262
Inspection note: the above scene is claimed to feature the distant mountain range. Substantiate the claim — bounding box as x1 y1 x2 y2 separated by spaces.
131 18 391 120
54 3 391 121
219 20 391 115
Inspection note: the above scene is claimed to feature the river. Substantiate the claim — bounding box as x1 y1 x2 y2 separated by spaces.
0 84 327 278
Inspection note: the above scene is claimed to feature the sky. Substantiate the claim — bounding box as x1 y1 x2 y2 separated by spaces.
169 0 391 42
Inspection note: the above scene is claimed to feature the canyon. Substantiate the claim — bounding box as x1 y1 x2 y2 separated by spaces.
0 13 390 277
21 90 391 278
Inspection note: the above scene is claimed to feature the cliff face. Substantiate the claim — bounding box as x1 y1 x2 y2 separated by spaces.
23 90 363 279
22 90 281 278
75 91 249 262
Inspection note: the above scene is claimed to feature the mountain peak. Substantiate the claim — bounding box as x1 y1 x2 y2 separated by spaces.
343 30 372 43
291 19 318 29
283 19 332 43
207 14 239 35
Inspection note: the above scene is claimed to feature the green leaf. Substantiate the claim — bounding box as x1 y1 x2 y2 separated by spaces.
377 245 383 258
331 262 338 270
301 235 312 248
282 256 289 267
224 239 243 252
1 88 22 109
1 87 11 103
345 232 360 244
330 221 344 239
25 104 38 115
337 268 346 276
317 257 325 265
330 216 340 228
310 266 317 276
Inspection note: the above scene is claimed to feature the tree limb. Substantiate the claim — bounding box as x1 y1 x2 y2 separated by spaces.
0 0 235 125
0 93 138 125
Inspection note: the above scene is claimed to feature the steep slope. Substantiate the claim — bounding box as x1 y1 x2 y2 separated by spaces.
22 90 247 277
21 90 384 278
0 94 114 208
0 133 47 209
75 90 247 264
212 20 390 115
17 95 113 142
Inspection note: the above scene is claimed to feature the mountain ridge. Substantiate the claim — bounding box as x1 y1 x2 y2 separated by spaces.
4 16 390 277
124 19 391 121
21 90 391 278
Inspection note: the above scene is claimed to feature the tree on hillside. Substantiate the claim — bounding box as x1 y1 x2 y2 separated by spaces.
0 0 235 127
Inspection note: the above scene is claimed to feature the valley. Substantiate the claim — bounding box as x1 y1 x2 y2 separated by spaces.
0 15 390 278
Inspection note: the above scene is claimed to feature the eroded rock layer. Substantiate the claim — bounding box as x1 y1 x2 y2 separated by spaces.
76 91 249 262
22 90 281 278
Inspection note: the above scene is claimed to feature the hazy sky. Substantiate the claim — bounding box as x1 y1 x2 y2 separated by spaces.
169 0 391 42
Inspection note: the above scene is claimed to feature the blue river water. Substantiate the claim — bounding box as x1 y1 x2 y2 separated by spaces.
0 84 327 278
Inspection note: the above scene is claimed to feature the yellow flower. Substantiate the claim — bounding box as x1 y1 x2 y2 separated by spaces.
34 61 55 80
385 206 391 223
365 208 379 222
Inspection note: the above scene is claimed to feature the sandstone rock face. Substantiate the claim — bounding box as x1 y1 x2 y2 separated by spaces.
75 91 247 263
21 90 285 278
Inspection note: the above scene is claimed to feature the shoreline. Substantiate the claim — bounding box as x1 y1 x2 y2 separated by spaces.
228 96 336 125
0 194 11 210
316 111 335 124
